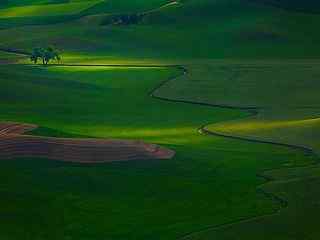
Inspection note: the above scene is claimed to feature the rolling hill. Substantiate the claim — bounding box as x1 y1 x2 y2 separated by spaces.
0 0 319 239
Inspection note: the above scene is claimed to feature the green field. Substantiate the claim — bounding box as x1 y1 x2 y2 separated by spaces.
0 0 102 18
202 62 320 154
0 0 320 239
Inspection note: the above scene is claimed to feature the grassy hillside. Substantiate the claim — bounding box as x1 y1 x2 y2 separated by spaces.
0 0 69 8
0 0 320 239
199 62 320 154
1 0 320 58
0 0 102 18
0 0 170 28
0 64 312 240
155 61 320 239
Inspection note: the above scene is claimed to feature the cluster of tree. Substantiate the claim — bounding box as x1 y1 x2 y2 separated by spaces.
116 14 144 25
100 1 183 26
102 13 144 26
30 46 61 65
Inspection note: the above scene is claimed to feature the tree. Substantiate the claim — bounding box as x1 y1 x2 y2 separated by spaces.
30 46 61 65
30 47 44 64
43 46 61 65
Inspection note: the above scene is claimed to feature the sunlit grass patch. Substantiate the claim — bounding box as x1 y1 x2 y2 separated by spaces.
0 0 102 18
48 65 164 72
212 117 320 132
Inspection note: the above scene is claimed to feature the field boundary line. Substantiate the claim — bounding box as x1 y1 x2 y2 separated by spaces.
148 64 320 240
1 55 319 239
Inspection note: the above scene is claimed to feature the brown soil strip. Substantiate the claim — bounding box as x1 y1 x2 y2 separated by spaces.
0 122 175 163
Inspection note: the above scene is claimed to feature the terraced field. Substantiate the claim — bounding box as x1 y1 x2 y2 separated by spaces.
0 0 320 239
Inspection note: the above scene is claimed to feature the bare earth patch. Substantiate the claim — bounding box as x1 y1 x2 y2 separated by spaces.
0 122 175 163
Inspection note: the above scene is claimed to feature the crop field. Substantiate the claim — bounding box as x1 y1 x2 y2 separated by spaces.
200 62 320 153
156 61 320 239
0 0 320 239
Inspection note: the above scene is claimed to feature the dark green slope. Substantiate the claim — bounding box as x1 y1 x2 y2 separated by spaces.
2 0 320 59
251 0 320 12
